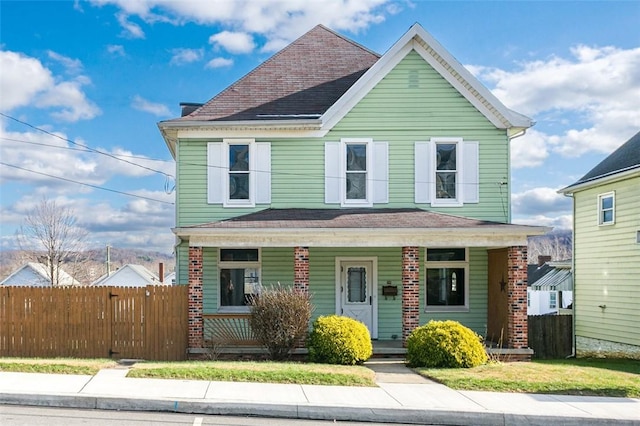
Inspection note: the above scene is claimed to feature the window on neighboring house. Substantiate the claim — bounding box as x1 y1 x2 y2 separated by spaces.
324 138 388 207
598 192 615 225
527 291 531 308
425 248 469 312
219 249 261 310
414 138 479 206
549 292 557 309
207 140 271 207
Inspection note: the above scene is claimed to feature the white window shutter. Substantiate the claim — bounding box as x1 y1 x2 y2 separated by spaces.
325 142 341 204
207 142 224 204
372 142 388 204
255 142 271 204
414 142 431 203
462 141 479 203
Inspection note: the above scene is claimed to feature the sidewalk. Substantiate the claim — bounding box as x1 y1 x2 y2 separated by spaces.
0 359 638 425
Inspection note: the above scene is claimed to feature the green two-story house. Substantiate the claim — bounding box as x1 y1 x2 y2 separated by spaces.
560 131 640 359
158 23 547 358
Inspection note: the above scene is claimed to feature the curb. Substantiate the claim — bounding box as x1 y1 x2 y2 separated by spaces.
2 392 637 426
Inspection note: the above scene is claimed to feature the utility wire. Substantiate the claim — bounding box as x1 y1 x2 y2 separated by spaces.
0 112 174 177
0 162 174 205
0 136 173 163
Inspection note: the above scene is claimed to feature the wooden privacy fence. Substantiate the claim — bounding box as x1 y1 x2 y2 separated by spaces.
528 314 573 359
0 285 188 361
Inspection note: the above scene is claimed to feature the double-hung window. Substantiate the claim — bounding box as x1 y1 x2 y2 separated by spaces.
425 248 469 312
219 249 261 311
597 192 615 225
207 140 271 207
549 292 557 309
415 138 479 206
324 138 388 207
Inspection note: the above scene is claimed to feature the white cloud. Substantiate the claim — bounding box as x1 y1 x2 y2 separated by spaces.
512 187 572 217
206 57 233 69
0 50 100 121
107 44 126 56
47 50 83 74
169 48 203 65
209 31 255 54
116 12 145 39
511 129 549 169
131 95 171 116
476 45 640 157
513 214 572 231
89 0 393 53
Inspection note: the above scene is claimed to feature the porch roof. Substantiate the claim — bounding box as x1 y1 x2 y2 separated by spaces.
174 208 549 248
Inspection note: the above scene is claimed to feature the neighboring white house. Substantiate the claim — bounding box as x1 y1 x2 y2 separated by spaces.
92 264 163 287
163 271 176 285
528 260 573 316
0 262 80 287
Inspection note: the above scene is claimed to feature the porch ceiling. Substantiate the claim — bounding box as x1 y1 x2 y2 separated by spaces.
174 208 549 248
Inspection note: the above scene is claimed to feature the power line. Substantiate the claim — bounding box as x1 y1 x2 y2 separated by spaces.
0 112 174 178
0 162 174 205
0 136 173 163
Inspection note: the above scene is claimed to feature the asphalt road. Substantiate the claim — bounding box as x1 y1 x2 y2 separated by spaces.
0 405 422 426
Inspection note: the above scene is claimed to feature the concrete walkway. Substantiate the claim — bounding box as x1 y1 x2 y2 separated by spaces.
0 359 638 425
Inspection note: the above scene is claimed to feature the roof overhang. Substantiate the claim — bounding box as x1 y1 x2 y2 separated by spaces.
158 119 325 158
559 167 640 195
174 225 548 248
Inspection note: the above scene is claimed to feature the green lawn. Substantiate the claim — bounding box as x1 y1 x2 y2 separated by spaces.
416 358 640 398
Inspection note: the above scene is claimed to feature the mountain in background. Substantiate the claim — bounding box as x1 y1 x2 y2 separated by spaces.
527 228 572 265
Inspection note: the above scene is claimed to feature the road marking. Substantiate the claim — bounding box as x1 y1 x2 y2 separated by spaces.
193 417 203 426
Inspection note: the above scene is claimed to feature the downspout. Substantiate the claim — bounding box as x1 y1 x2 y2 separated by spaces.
569 192 577 358
506 128 528 222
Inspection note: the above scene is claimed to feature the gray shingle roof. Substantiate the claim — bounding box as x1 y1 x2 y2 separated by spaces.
176 25 380 122
572 130 640 186
185 208 527 230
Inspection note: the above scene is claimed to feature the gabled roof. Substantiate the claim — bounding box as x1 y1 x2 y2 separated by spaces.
175 25 380 122
159 23 533 156
92 264 162 287
560 130 640 193
0 262 80 286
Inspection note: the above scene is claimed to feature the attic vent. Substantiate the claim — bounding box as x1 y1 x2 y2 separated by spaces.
408 70 420 88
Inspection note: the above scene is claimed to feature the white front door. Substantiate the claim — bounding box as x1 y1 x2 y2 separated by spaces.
337 259 377 338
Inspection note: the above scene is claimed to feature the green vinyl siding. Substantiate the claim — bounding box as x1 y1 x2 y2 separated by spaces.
175 50 511 228
573 175 640 347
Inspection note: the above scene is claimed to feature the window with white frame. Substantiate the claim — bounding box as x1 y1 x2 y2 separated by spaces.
425 248 469 311
414 138 478 206
598 192 615 225
207 140 271 207
218 249 261 310
324 138 388 207
549 292 557 309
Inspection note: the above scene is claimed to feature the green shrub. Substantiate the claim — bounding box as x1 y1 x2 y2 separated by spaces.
406 320 488 368
249 285 313 361
307 315 372 365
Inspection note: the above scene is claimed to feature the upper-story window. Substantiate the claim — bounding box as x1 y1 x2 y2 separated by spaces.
325 138 388 207
598 192 615 225
415 138 479 207
207 140 271 207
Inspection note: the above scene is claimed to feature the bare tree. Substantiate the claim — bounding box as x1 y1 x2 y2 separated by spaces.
16 197 88 286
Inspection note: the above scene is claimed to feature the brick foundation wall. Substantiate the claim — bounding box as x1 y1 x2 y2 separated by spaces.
507 246 528 350
294 246 310 293
188 246 204 349
402 246 420 346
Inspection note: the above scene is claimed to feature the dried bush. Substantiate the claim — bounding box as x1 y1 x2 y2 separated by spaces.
249 285 313 360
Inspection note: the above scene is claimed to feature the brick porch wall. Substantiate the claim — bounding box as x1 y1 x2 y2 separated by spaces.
507 245 528 349
402 246 420 346
294 246 310 293
188 246 204 349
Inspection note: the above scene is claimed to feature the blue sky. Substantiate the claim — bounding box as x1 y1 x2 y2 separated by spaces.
1 0 639 254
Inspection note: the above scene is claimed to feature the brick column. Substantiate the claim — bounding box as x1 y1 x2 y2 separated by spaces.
402 246 420 346
188 246 204 349
507 245 528 349
294 246 309 293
